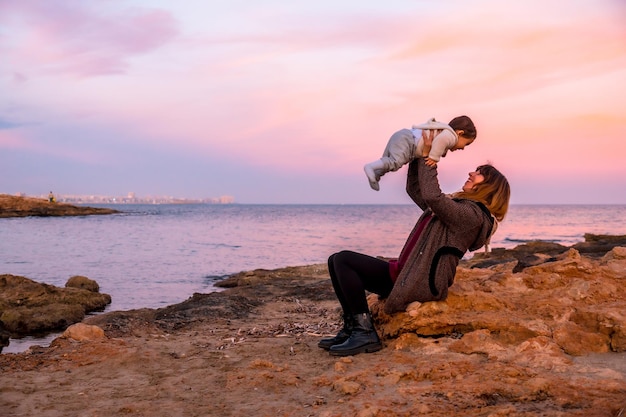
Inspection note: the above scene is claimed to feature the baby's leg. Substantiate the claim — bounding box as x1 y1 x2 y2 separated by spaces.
365 129 413 191
382 130 414 171
363 159 387 191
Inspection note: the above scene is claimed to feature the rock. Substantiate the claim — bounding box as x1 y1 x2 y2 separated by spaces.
553 321 610 355
0 194 119 218
0 274 111 342
62 323 106 341
464 234 626 271
333 378 361 395
0 320 10 349
372 247 626 355
601 246 626 275
573 234 626 257
66 275 100 292
448 329 507 358
604 246 626 260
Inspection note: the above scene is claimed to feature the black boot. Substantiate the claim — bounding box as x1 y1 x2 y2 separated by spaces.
329 312 382 356
318 314 353 350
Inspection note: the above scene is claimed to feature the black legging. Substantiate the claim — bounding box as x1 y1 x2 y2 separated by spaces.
327 250 395 314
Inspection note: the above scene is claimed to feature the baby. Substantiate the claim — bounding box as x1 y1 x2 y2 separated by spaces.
364 115 477 191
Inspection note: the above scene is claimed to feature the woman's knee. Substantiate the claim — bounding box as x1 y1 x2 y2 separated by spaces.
328 253 336 265
334 250 356 263
329 250 352 267
329 251 347 267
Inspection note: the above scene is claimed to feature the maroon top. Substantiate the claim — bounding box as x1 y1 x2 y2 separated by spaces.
389 214 433 282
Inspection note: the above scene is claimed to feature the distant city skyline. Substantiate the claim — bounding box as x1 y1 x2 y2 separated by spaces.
14 190 626 206
22 191 236 205
1 1 625 204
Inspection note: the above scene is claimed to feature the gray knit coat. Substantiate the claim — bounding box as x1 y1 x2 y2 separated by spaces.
384 158 494 314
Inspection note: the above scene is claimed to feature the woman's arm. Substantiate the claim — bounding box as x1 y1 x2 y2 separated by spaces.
406 159 428 210
417 160 482 230
417 129 482 228
405 129 435 209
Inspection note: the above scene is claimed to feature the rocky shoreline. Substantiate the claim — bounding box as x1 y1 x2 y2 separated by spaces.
0 194 119 218
0 275 111 350
1 236 625 416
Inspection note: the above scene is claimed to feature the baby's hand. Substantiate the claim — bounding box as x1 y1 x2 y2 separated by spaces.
425 158 437 167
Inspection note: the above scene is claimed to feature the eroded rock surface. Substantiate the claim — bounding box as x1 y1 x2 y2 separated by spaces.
0 274 111 343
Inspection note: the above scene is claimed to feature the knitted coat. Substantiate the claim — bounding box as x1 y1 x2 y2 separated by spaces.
384 158 494 314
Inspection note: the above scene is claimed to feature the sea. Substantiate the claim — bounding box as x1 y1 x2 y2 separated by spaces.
2 204 626 353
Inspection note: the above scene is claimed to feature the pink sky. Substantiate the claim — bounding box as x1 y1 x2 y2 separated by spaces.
1 0 625 203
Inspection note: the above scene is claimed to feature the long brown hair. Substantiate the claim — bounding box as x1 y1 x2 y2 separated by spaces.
453 164 510 221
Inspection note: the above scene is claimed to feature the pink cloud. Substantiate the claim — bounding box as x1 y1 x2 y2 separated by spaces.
0 125 108 165
0 130 30 149
0 1 179 77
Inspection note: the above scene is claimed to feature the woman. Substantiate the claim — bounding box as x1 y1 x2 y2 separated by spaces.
320 132 511 356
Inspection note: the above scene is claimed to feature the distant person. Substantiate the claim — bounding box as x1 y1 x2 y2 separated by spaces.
363 115 477 191
48 191 56 203
320 130 510 356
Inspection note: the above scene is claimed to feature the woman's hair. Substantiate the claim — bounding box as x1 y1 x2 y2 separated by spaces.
448 115 476 140
454 164 510 221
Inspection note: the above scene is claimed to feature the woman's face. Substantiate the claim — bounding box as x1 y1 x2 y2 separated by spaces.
462 169 485 192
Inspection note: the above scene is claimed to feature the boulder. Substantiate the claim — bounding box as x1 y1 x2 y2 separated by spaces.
0 274 111 351
66 275 100 292
62 323 106 341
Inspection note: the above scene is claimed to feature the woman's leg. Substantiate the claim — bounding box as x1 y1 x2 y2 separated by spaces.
321 250 393 351
327 253 350 312
318 253 353 350
327 251 391 356
329 250 393 314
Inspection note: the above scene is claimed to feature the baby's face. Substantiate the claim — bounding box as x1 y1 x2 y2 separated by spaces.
451 136 475 151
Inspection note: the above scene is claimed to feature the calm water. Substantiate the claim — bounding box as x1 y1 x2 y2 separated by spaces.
2 204 626 352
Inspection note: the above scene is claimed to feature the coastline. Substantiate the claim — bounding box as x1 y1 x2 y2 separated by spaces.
1 247 626 416
0 194 119 218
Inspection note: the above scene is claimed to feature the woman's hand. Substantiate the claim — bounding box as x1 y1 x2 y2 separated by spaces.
421 129 435 155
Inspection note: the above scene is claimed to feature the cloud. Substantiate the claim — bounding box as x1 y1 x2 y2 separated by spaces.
0 131 91 167
0 118 22 130
0 0 179 77
0 129 34 151
382 6 626 105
